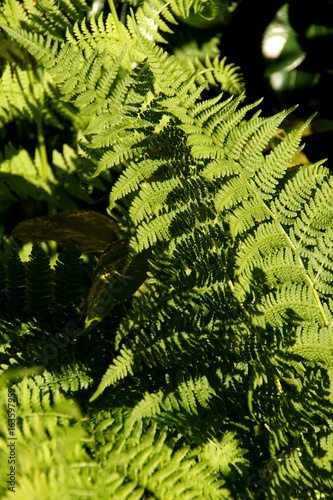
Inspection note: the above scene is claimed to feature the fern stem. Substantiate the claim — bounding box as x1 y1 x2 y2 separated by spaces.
107 0 132 72
157 0 172 17
107 0 122 34
21 52 54 182
35 115 50 180
247 388 253 413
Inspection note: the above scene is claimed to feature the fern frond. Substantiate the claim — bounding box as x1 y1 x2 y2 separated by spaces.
90 346 136 401
0 261 5 309
109 159 166 209
132 19 192 96
134 0 175 44
0 63 37 126
189 55 244 94
25 244 52 322
132 211 177 252
267 430 333 498
5 249 26 319
257 283 327 328
171 372 217 415
0 23 59 64
2 1 333 496
1 0 89 41
52 242 85 327
129 178 179 223
0 377 93 499
289 324 333 368
126 390 164 426
34 364 93 395
0 375 232 499
201 431 249 477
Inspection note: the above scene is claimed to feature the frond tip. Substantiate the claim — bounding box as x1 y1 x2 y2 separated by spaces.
90 346 136 401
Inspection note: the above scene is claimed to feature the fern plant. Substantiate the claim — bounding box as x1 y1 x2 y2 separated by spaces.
0 0 333 498
0 371 240 499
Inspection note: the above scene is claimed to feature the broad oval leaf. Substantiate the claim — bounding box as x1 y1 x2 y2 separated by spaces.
82 241 150 334
11 210 120 253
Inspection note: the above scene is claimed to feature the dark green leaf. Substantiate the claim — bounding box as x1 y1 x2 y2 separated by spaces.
81 242 150 334
11 210 120 253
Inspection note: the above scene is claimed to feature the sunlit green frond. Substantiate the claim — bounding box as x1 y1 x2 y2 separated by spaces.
132 211 177 251
129 178 179 223
189 55 244 94
2 1 333 497
109 159 166 209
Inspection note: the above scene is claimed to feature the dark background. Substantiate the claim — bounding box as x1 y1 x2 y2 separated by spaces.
164 0 333 164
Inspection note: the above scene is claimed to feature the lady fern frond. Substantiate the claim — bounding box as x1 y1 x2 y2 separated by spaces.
90 346 136 401
52 242 86 327
2 0 333 496
25 244 52 322
5 250 26 319
129 177 179 224
189 55 244 94
289 324 333 368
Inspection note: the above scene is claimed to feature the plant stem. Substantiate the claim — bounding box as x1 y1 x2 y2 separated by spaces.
35 114 50 180
23 52 54 182
107 0 132 72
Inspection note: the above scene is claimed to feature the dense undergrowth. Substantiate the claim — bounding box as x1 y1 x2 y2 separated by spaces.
0 0 332 498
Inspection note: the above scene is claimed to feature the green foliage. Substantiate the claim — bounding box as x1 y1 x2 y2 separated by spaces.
5 249 26 319
52 241 85 327
1 243 82 324
0 375 234 499
0 0 333 498
25 243 52 321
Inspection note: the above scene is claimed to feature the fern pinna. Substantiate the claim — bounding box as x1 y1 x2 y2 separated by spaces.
1 0 333 498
